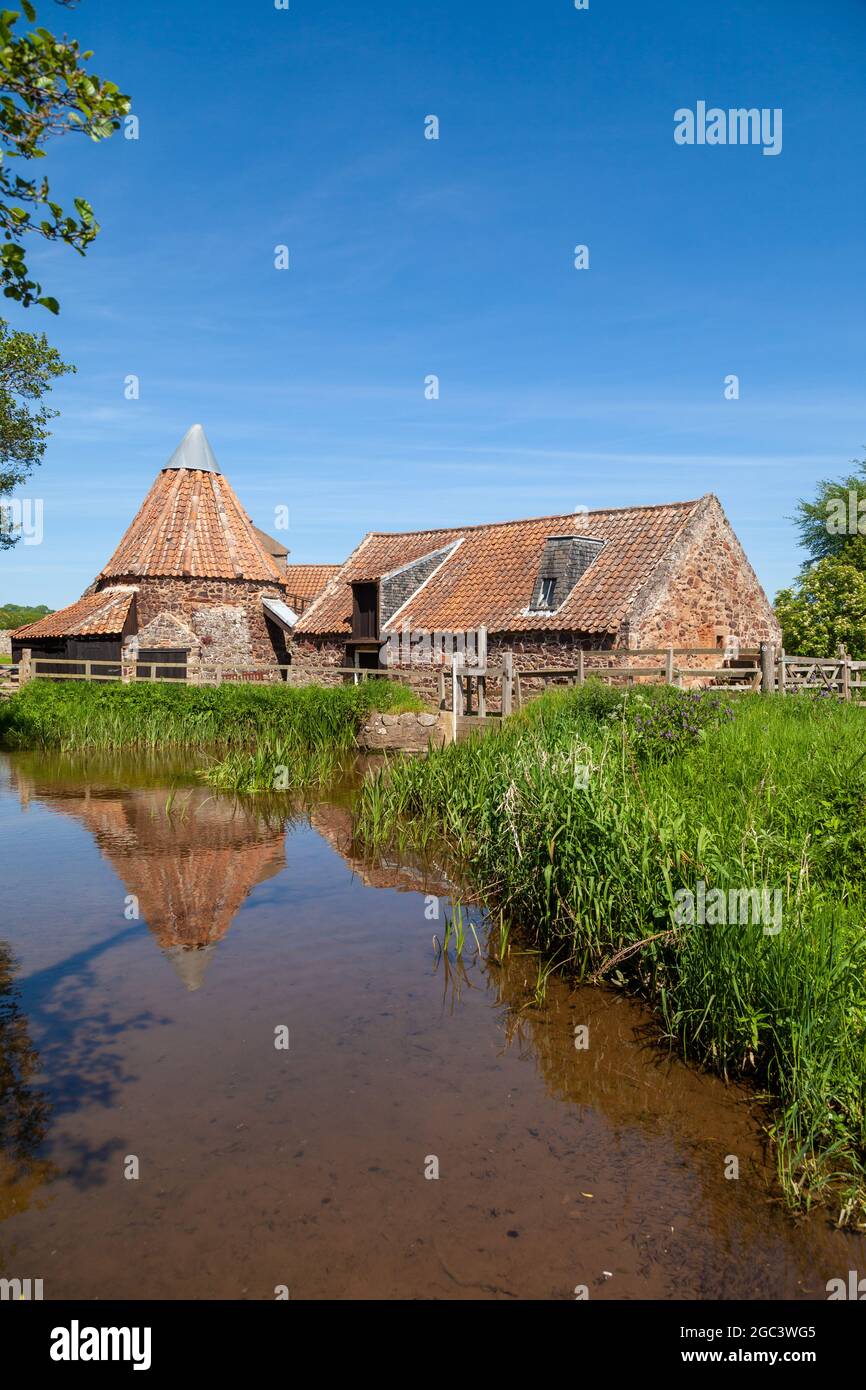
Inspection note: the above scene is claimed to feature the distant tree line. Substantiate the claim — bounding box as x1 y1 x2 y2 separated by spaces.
0 600 51 627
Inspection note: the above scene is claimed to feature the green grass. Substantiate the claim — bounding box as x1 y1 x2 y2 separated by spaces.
355 682 866 1224
0 678 422 789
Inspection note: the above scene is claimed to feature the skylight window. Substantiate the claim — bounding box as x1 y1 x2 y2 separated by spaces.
540 577 557 608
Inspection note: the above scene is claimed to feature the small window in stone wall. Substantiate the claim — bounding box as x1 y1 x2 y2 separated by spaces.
540 577 557 608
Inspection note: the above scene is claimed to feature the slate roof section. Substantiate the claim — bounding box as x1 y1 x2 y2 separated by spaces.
11 588 136 639
294 500 704 637
99 466 286 584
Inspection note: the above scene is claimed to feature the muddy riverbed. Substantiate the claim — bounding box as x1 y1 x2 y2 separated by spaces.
0 750 862 1300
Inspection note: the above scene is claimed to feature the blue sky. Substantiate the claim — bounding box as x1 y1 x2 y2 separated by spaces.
3 0 866 608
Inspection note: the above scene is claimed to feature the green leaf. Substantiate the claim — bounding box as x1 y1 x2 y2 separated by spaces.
36 294 58 313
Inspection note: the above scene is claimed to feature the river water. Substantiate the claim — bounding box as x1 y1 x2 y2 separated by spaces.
0 751 862 1300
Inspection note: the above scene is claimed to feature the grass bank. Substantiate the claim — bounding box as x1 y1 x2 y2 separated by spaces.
356 683 866 1223
0 679 421 790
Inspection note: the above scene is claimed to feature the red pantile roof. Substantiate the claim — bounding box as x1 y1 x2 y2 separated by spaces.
11 588 135 640
99 468 286 584
295 500 705 637
284 564 341 605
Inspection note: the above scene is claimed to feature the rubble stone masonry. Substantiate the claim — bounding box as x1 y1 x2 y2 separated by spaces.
102 574 289 668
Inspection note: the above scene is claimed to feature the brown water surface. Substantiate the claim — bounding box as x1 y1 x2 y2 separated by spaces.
0 751 863 1300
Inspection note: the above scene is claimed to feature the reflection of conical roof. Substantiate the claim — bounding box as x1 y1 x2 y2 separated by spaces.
9 773 287 989
97 426 285 583
163 943 216 992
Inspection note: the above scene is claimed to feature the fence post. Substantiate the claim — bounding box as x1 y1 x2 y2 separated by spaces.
451 653 463 742
502 650 513 716
839 643 850 701
778 648 786 694
120 644 135 685
577 648 585 686
186 649 201 686
478 674 487 720
85 660 92 683
437 667 446 711
760 641 775 694
18 647 31 684
665 646 674 684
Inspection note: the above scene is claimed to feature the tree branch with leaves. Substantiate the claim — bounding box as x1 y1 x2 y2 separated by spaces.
0 316 73 546
0 0 130 313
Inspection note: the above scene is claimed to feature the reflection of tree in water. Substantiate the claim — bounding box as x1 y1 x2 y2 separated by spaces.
0 919 162 1239
0 940 54 1229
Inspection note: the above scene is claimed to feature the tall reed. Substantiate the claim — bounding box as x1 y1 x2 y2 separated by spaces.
0 678 421 765
355 683 866 1222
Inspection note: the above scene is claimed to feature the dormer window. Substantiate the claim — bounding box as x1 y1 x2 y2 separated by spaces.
528 534 605 614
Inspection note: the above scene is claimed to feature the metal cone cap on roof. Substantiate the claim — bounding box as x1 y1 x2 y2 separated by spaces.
164 423 220 473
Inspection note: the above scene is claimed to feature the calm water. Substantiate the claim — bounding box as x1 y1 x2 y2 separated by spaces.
0 750 862 1300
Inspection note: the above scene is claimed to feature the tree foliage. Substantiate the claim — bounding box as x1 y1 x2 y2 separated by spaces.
791 454 866 564
0 598 49 625
0 316 73 545
776 454 866 658
0 1 130 312
775 557 866 660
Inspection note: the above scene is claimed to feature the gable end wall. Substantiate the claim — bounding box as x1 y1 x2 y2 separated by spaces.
621 495 780 652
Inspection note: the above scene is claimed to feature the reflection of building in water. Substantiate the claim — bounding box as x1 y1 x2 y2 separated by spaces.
11 770 286 990
309 803 460 897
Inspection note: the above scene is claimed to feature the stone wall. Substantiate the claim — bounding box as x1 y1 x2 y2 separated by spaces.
0 629 12 658
136 611 200 652
487 630 612 669
623 494 781 658
357 710 445 750
291 635 346 667
102 574 290 668
287 635 349 686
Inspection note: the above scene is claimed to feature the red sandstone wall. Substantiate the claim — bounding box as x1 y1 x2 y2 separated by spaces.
623 496 781 656
100 574 289 668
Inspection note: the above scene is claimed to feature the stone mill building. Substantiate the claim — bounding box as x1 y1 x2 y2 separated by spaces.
11 425 298 676
292 494 781 673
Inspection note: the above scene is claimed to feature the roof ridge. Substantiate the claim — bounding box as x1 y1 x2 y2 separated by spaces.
360 497 704 540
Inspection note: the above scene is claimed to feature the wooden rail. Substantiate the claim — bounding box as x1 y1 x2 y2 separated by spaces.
10 642 865 712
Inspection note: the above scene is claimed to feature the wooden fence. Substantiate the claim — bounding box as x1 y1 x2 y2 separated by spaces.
3 642 864 713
